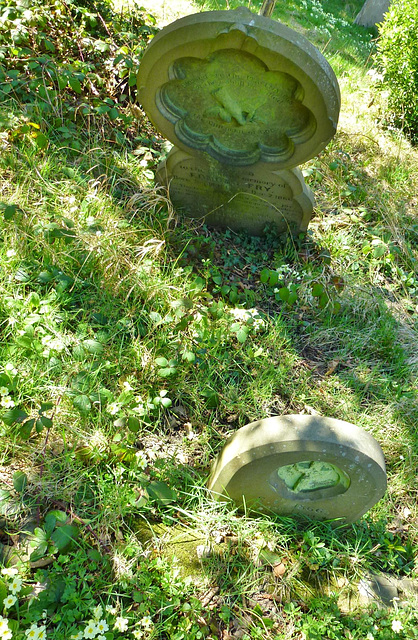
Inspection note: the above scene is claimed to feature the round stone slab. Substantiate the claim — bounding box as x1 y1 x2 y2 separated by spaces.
156 147 314 235
138 7 340 170
207 415 387 522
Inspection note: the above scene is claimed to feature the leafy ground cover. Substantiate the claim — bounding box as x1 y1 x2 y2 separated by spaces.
0 0 417 638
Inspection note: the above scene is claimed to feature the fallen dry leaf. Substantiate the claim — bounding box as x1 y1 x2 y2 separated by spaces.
273 562 286 577
325 359 340 376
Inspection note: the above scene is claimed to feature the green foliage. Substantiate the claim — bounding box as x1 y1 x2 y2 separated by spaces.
0 0 157 140
376 0 418 142
0 0 417 639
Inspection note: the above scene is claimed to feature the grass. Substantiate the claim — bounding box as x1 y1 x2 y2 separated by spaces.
0 0 417 638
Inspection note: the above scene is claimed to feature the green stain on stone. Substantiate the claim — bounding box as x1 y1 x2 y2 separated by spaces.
277 460 350 494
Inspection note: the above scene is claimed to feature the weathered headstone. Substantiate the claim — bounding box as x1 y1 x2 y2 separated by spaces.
138 7 340 235
354 0 391 27
207 415 387 522
156 148 314 235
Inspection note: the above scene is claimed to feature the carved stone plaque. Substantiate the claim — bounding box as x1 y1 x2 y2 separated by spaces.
138 6 340 170
207 415 387 523
157 148 314 235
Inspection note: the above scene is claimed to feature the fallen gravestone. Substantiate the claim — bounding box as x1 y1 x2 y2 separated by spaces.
207 415 387 522
138 7 340 235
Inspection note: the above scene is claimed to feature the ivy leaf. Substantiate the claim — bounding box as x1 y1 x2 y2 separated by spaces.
269 271 279 287
19 419 35 440
51 524 78 552
2 407 28 426
30 541 49 562
312 283 324 297
73 395 92 414
13 471 28 493
127 416 140 433
83 339 104 355
287 291 298 305
147 481 177 505
260 268 270 284
236 327 249 343
319 292 329 309
278 286 289 302
201 389 219 407
182 350 195 363
2 204 18 220
69 76 82 93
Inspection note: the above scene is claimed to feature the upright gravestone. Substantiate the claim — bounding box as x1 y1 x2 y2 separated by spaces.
207 415 387 522
138 7 340 236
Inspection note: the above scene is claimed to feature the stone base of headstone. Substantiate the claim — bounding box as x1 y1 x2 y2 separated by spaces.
207 415 387 522
156 148 315 236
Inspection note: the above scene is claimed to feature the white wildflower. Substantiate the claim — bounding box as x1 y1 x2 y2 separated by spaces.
5 364 17 375
93 605 103 620
1 568 18 577
95 619 108 634
83 620 97 638
107 402 121 415
25 624 40 639
0 387 9 396
1 397 15 409
113 616 129 632
391 620 403 633
141 616 153 630
9 575 23 594
135 451 147 470
3 595 16 609
0 617 11 634
37 626 46 640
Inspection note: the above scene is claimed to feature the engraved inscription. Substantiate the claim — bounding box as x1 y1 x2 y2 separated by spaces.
157 49 317 166
164 158 304 234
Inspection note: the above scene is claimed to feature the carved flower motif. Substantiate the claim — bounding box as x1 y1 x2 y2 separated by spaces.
157 48 316 166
